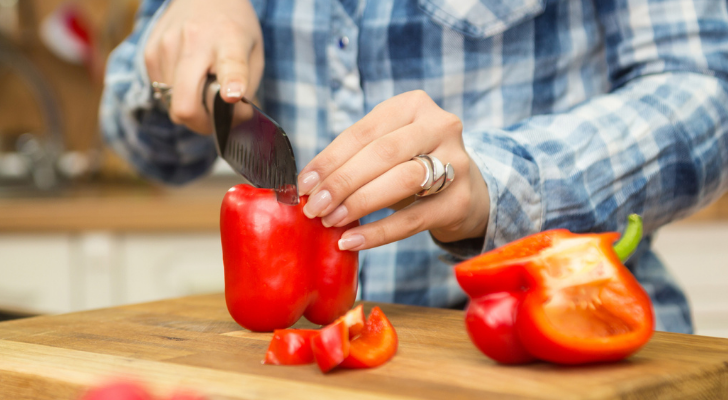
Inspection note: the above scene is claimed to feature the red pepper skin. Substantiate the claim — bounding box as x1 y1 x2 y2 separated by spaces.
465 293 535 364
221 184 359 332
456 230 654 365
264 329 319 365
340 306 398 369
312 320 350 373
80 381 153 400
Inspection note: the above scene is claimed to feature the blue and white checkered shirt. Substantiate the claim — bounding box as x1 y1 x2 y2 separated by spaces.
101 0 728 334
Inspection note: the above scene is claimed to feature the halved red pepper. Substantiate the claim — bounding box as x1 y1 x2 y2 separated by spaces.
220 184 359 332
340 306 398 369
455 215 654 365
264 329 319 365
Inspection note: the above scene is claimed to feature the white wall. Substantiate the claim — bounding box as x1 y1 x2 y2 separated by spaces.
653 222 728 338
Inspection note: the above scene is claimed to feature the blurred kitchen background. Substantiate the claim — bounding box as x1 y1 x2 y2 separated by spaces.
0 0 726 339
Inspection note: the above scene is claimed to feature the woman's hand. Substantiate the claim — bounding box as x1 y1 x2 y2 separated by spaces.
298 90 490 251
144 0 264 134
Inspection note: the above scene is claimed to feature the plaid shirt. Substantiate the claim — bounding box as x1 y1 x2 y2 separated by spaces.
101 0 728 334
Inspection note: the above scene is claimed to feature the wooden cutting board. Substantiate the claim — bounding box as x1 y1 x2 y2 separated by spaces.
0 294 726 399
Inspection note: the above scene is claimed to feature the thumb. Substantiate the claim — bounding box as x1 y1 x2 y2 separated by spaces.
215 35 254 103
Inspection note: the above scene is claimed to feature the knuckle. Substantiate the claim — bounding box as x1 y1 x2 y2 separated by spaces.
401 210 426 235
404 162 425 190
217 18 244 35
444 112 463 134
352 126 376 147
160 31 178 50
170 101 197 123
409 90 431 106
180 23 200 43
372 138 400 163
329 170 356 193
350 191 371 215
143 47 157 70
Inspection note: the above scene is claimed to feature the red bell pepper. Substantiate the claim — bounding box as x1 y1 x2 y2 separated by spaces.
455 215 654 365
220 184 360 332
340 306 399 369
311 320 350 373
264 329 319 365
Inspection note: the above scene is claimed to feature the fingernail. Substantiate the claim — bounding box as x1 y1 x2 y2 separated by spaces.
298 171 319 195
339 234 365 251
303 190 331 218
322 205 348 228
225 82 245 99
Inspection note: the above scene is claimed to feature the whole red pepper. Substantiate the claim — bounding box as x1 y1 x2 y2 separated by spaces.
221 184 360 332
455 215 654 365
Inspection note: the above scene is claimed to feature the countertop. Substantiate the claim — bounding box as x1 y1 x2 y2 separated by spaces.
0 294 726 399
2 178 728 232
0 178 235 232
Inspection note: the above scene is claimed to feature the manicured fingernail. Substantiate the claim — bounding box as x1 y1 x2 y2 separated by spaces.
225 82 245 99
339 234 364 251
303 190 331 218
322 205 348 228
298 171 319 195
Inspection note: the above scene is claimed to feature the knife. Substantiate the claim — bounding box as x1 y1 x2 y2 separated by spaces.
203 76 299 205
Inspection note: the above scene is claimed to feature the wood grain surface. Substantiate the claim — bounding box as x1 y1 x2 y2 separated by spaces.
0 294 726 399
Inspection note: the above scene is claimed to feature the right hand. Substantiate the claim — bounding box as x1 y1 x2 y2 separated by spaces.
144 0 264 134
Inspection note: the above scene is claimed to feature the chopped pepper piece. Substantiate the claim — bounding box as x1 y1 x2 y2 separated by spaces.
220 184 360 332
312 320 350 373
455 216 654 365
264 329 319 365
340 306 399 369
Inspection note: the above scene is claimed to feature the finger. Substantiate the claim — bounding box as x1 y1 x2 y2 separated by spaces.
302 121 439 219
321 159 425 228
215 32 254 103
145 29 176 88
337 194 450 251
298 90 433 194
169 31 215 134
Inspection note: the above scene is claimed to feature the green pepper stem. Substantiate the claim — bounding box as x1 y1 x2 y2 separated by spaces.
613 214 643 262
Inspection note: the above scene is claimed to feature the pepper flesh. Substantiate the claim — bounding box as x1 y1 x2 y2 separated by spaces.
264 329 319 365
221 184 359 332
340 306 399 369
455 228 654 365
312 320 350 373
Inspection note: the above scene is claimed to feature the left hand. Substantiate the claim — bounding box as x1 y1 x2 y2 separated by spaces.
297 90 490 251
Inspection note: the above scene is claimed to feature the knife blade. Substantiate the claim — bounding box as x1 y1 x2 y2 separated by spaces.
204 77 299 206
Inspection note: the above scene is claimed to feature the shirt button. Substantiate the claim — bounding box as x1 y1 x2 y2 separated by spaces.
338 36 349 49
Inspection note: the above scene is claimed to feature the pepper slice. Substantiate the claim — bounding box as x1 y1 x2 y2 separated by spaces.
335 304 365 339
264 329 319 365
455 218 654 365
340 306 399 369
311 320 350 373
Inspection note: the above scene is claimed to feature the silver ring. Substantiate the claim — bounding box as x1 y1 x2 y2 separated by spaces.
412 154 455 197
152 81 173 110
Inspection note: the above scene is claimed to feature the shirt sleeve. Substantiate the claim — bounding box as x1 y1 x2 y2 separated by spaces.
99 0 218 184
461 0 728 256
